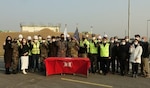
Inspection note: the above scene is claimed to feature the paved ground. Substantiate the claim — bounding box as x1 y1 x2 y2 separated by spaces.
0 57 150 88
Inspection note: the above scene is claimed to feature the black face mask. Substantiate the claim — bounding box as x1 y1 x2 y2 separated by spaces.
13 41 17 43
61 37 64 40
28 40 31 43
6 40 11 43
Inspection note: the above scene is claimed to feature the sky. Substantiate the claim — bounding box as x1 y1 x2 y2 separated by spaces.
0 0 150 38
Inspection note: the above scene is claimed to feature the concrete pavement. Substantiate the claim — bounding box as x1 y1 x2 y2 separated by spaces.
0 57 150 88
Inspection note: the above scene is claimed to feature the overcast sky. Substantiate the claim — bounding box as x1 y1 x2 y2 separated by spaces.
0 0 150 38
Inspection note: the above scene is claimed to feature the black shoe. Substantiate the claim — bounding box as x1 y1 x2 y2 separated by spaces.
12 70 17 74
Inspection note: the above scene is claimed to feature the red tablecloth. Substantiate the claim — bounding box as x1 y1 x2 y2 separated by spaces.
44 57 91 76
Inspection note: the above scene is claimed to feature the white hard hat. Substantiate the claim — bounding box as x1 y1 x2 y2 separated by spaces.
18 34 23 39
34 35 38 40
103 34 108 38
47 35 51 39
67 34 70 37
27 36 32 40
98 36 102 39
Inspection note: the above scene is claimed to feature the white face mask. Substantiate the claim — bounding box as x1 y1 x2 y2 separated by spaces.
92 37 96 40
141 39 145 42
52 39 56 42
115 39 118 42
98 40 101 42
134 42 138 45
19 38 22 42
122 42 126 45
39 37 42 40
135 37 140 41
103 41 107 43
125 39 129 42
34 40 38 43
42 40 46 43
111 40 114 43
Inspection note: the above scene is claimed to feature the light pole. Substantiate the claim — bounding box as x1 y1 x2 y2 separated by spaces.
147 20 150 39
128 0 130 38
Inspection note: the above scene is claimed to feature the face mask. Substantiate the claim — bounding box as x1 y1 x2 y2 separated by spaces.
47 39 51 41
7 40 11 43
125 39 129 42
141 39 144 42
61 37 64 40
111 40 114 43
92 37 96 40
39 37 42 40
115 39 118 42
23 41 26 43
134 42 138 45
19 38 22 42
52 39 56 42
122 42 126 45
34 40 38 43
103 41 107 43
98 40 101 42
42 40 46 43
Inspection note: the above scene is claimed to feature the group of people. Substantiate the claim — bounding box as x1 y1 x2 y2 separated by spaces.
3 33 150 78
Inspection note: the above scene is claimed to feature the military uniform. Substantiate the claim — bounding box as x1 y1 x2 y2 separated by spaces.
11 41 19 74
56 40 67 57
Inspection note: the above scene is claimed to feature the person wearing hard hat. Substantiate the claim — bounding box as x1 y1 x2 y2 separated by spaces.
99 35 111 75
89 35 98 73
27 36 33 71
39 38 48 72
79 35 90 58
31 35 40 72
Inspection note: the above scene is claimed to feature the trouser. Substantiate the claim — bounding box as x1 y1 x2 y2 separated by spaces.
141 58 149 76
111 57 115 73
120 59 128 75
132 63 139 75
12 57 19 71
97 57 101 71
100 58 110 75
32 54 40 71
29 55 33 70
116 57 120 72
89 54 97 73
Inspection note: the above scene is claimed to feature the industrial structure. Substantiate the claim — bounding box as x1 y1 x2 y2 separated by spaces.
20 23 60 32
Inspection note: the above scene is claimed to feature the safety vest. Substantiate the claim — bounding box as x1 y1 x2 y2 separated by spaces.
89 42 98 54
100 43 110 57
27 43 32 56
80 39 90 53
32 42 40 54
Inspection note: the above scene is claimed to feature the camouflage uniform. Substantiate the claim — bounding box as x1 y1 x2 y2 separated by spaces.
11 41 19 73
68 40 79 57
40 42 48 71
56 40 67 57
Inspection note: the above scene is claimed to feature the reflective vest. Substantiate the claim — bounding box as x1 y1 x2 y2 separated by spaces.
100 43 110 57
32 42 40 54
27 43 32 56
89 42 98 54
80 39 90 53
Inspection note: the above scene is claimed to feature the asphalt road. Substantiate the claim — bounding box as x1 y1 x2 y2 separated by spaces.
0 57 150 88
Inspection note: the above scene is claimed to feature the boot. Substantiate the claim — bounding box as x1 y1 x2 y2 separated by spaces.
22 69 27 74
5 68 11 74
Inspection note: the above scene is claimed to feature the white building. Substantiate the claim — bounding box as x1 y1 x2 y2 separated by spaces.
20 24 60 32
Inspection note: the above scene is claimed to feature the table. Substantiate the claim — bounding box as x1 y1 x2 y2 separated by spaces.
44 57 91 76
